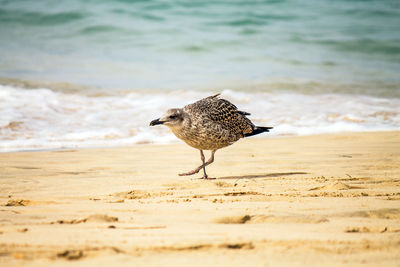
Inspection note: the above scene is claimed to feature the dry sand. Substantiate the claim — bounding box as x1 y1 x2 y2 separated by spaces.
0 131 399 266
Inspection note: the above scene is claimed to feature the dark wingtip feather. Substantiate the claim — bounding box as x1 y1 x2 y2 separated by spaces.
237 110 251 116
244 126 273 137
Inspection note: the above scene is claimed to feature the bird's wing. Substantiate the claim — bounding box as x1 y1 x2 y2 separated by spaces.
185 95 255 136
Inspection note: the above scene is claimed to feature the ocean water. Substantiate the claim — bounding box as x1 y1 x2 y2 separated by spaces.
0 0 399 151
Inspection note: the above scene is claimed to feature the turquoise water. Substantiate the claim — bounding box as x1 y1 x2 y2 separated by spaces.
1 0 399 93
1 0 400 151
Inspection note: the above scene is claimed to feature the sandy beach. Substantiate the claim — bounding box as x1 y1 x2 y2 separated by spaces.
0 131 399 266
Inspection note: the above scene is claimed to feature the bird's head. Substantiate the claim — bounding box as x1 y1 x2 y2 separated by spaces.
149 108 185 128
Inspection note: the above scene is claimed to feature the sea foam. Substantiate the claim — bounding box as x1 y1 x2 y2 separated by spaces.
0 85 399 152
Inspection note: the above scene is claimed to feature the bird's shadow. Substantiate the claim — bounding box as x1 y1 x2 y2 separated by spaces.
216 172 308 180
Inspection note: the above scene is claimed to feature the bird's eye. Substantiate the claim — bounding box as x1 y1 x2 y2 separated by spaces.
169 115 177 119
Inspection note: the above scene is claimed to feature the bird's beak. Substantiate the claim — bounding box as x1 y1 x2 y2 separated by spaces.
149 118 164 126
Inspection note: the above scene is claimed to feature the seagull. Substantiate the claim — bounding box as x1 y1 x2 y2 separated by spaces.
150 94 272 179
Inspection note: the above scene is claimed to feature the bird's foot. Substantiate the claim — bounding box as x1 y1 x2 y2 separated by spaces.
178 171 215 179
201 175 215 180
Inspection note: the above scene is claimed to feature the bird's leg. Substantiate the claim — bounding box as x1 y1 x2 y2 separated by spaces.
201 150 216 179
179 150 216 179
200 150 207 179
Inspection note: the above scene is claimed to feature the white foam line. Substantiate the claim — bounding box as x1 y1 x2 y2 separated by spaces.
0 85 399 152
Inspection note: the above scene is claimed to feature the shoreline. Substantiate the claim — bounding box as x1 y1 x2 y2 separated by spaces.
1 131 399 266
1 129 398 154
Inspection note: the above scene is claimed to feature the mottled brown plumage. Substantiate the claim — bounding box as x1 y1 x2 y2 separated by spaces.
150 94 272 179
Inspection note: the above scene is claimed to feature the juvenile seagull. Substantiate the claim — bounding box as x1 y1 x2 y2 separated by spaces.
150 94 273 179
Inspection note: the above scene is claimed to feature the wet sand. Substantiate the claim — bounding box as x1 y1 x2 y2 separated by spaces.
0 131 399 266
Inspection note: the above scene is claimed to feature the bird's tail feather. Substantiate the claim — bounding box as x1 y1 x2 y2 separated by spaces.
244 126 273 137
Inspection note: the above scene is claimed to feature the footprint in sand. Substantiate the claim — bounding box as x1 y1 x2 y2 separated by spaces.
3 199 56 206
54 214 118 224
57 250 84 260
215 214 329 224
309 181 362 191
345 208 400 220
4 199 31 206
344 226 394 233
